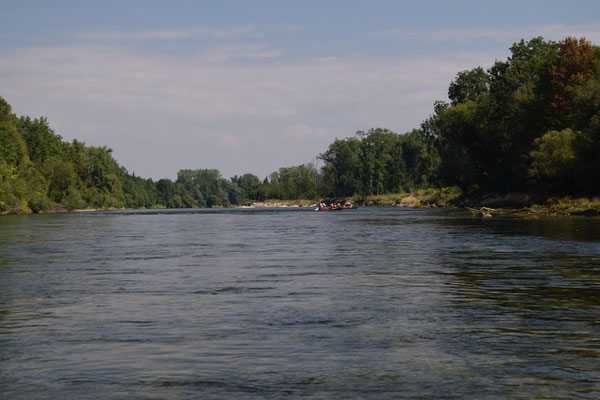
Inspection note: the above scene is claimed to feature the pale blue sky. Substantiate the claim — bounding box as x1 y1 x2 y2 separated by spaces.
2 1 599 179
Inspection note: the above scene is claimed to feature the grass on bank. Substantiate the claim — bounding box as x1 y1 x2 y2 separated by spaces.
351 188 600 217
351 186 463 208
534 196 600 215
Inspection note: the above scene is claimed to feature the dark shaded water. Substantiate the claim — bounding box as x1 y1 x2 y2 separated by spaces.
1 207 599 399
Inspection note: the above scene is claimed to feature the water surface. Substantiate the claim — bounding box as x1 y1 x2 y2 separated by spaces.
1 208 599 398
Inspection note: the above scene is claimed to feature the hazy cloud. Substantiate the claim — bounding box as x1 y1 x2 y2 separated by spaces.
219 133 242 149
0 43 503 179
79 26 258 41
283 123 329 140
376 23 600 43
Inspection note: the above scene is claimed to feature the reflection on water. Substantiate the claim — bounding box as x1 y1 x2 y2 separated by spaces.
0 208 599 399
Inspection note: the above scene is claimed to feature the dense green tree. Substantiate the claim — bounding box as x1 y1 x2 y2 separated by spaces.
356 128 398 195
318 137 361 198
20 117 68 164
572 74 600 193
319 128 439 197
401 129 439 189
43 156 79 203
433 36 600 195
0 97 49 213
231 173 261 201
265 164 318 200
528 128 577 193
436 101 481 188
448 67 488 106
156 178 177 208
122 173 157 208
0 98 28 167
479 37 558 191
176 169 232 207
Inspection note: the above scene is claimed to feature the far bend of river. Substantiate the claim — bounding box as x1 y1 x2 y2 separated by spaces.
1 208 599 399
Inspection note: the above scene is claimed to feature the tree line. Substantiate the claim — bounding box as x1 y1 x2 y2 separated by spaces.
430 36 600 197
0 99 328 213
319 36 600 199
1 36 599 213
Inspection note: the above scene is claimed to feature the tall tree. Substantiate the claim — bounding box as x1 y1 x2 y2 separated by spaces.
543 37 596 128
319 137 361 197
448 67 488 106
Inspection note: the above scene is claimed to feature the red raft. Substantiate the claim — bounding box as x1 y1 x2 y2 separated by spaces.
316 202 358 211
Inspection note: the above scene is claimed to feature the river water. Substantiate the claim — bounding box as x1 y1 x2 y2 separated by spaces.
0 207 599 399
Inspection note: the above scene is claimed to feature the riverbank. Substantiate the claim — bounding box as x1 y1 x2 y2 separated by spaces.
351 189 600 218
352 187 463 208
3 190 600 218
240 200 317 208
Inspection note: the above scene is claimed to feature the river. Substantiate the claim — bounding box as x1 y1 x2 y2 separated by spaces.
1 207 599 399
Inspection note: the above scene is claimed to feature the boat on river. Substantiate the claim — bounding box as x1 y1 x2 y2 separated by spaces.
316 202 358 211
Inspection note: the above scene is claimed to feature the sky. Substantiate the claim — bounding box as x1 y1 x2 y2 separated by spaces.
1 0 600 180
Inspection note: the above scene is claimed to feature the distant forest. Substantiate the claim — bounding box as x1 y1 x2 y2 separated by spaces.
1 36 599 213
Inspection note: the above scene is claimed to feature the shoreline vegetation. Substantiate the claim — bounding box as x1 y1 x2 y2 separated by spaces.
2 36 600 218
250 191 600 218
16 189 600 219
240 190 600 218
